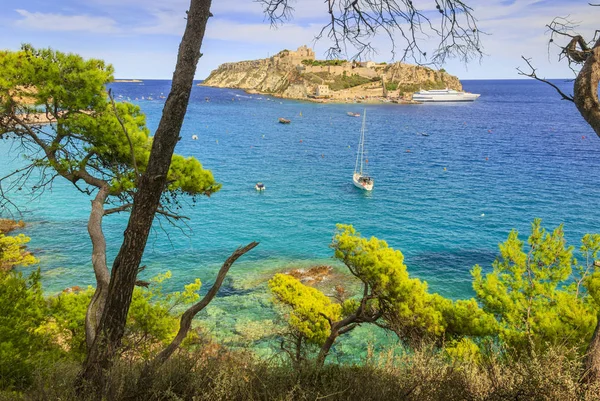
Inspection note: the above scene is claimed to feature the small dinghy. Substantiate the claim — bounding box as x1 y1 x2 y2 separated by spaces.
347 112 361 117
255 182 266 191
279 118 291 124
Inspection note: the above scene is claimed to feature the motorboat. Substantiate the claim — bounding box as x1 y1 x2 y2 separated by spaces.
255 182 266 191
279 118 291 124
412 88 480 102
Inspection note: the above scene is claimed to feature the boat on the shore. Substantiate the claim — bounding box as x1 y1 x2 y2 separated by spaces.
279 118 291 124
347 112 360 117
412 88 480 102
353 110 374 191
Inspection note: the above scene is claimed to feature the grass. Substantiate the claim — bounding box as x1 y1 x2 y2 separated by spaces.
4 345 600 401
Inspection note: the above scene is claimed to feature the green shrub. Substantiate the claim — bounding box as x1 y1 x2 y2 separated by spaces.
0 269 59 389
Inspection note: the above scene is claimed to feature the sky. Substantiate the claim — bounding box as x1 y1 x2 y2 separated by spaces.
0 0 597 80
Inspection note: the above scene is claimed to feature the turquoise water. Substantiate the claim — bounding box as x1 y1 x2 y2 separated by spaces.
1 79 599 356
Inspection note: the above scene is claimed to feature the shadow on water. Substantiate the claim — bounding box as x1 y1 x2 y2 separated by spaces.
407 248 499 298
410 248 498 270
203 277 255 297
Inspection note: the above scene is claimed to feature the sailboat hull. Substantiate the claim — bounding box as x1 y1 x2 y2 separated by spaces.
353 173 374 191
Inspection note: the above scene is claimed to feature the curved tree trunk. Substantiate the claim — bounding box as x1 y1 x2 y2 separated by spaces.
577 38 600 385
85 186 111 349
78 0 213 392
317 329 339 368
316 315 360 367
574 38 600 138
584 314 600 383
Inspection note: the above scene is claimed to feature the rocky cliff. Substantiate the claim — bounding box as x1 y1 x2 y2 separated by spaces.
202 49 463 100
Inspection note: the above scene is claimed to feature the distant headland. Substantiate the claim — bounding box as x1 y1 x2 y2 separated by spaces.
201 45 462 104
113 79 143 83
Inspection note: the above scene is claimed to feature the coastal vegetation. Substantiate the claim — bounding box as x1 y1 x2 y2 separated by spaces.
303 71 380 91
1 0 599 400
4 220 600 399
0 0 231 389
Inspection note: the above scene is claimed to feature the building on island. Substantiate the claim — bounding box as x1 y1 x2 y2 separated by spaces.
315 85 331 97
282 45 316 65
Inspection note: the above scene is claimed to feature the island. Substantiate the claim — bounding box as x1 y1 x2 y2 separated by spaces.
200 45 462 104
113 79 143 83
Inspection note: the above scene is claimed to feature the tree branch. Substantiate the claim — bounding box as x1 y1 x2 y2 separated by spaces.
108 89 139 179
156 208 190 221
104 203 134 216
258 0 482 63
517 56 574 102
140 241 258 374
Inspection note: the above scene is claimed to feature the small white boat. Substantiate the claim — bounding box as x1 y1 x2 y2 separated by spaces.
412 88 480 102
353 110 373 191
255 182 265 191
347 112 360 117
192 135 198 140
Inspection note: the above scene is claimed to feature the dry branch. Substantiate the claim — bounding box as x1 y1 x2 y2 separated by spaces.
257 0 482 64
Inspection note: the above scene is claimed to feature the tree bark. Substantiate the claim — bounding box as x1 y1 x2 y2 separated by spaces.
574 38 600 138
78 0 213 392
85 186 111 349
316 314 360 367
584 314 600 383
579 40 600 385
317 329 339 368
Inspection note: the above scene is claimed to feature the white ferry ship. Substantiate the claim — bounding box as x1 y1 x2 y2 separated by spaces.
412 88 480 102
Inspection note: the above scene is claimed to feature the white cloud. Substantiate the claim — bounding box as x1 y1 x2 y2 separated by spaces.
14 9 121 33
133 10 186 35
6 1 599 79
205 19 321 45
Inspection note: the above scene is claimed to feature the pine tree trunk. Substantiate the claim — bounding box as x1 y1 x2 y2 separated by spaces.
317 330 339 368
77 0 212 393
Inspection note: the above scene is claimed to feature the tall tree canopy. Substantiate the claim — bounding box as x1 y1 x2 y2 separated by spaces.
0 44 220 353
0 45 219 209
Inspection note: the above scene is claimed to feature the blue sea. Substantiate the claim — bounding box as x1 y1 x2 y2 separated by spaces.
1 79 599 356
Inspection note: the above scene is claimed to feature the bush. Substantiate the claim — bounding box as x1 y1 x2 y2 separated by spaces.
0 269 60 389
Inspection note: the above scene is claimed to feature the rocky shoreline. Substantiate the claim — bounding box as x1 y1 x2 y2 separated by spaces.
0 218 25 234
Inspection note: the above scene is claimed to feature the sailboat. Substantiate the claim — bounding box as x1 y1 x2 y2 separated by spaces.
353 110 374 191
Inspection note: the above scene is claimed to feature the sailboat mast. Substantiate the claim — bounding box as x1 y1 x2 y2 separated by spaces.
359 110 366 174
354 109 367 175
